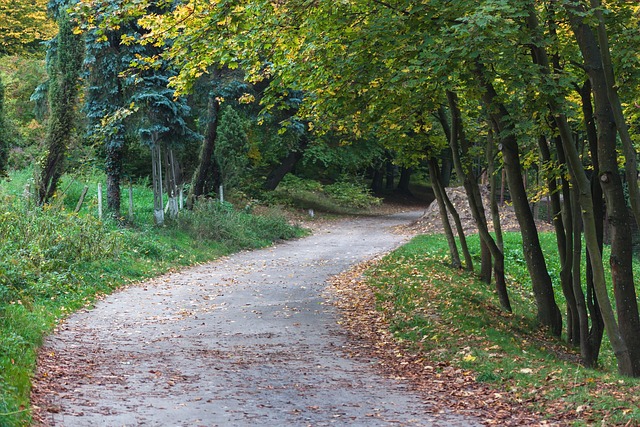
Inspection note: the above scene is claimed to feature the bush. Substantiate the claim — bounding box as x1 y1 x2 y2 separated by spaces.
177 199 303 249
273 175 381 212
324 181 382 209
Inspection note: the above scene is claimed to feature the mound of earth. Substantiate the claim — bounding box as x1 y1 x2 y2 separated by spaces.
407 186 554 235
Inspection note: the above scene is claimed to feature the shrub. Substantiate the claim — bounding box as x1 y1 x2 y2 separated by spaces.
177 199 303 249
324 181 382 209
273 175 381 211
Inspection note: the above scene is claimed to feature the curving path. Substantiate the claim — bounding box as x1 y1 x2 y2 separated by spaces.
32 211 483 427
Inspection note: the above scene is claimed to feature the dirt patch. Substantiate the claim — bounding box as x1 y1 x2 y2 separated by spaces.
404 186 554 235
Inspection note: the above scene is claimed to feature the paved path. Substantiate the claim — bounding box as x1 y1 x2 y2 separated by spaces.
33 211 483 426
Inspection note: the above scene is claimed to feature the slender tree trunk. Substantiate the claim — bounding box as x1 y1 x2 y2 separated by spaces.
164 148 180 219
440 147 453 188
0 76 8 175
151 141 164 225
474 64 558 331
428 158 461 269
539 134 578 344
441 182 474 272
486 130 504 252
580 81 605 362
570 184 595 366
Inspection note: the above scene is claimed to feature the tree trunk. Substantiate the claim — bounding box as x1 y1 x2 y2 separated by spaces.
539 134 579 344
263 133 309 191
396 167 412 195
151 142 164 225
474 64 559 332
370 166 384 195
187 95 220 208
0 75 8 175
440 148 453 187
105 140 124 218
580 80 605 363
164 148 180 219
486 130 504 252
441 181 474 272
428 158 461 269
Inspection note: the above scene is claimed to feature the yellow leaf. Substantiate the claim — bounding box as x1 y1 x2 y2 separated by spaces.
463 354 476 362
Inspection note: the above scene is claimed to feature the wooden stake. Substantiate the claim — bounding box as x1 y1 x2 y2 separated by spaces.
74 185 89 213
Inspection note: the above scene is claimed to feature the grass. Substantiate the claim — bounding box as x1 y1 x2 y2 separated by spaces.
0 170 305 426
364 232 640 425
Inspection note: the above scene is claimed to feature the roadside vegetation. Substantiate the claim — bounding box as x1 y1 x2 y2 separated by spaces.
0 170 311 426
354 233 640 425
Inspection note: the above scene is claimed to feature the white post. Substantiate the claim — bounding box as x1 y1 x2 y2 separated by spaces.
128 182 134 221
219 185 224 203
24 183 31 211
97 183 103 220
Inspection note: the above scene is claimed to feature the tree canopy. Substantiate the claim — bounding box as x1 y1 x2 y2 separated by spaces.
0 0 56 56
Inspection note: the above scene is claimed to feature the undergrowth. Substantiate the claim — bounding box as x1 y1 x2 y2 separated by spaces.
271 175 382 214
0 172 305 426
367 233 640 426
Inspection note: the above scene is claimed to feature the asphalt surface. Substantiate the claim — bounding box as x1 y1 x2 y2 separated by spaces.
33 211 483 427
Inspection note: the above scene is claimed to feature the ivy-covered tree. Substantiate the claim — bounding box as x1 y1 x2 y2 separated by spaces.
0 77 8 174
37 5 84 205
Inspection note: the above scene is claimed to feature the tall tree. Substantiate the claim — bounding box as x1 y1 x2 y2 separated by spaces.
0 77 8 174
37 6 84 205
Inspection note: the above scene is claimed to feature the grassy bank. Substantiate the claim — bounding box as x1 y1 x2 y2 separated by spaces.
361 233 640 425
0 173 305 426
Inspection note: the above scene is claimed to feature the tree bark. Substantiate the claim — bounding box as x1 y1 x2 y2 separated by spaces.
539 134 579 344
580 80 605 363
486 130 504 252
